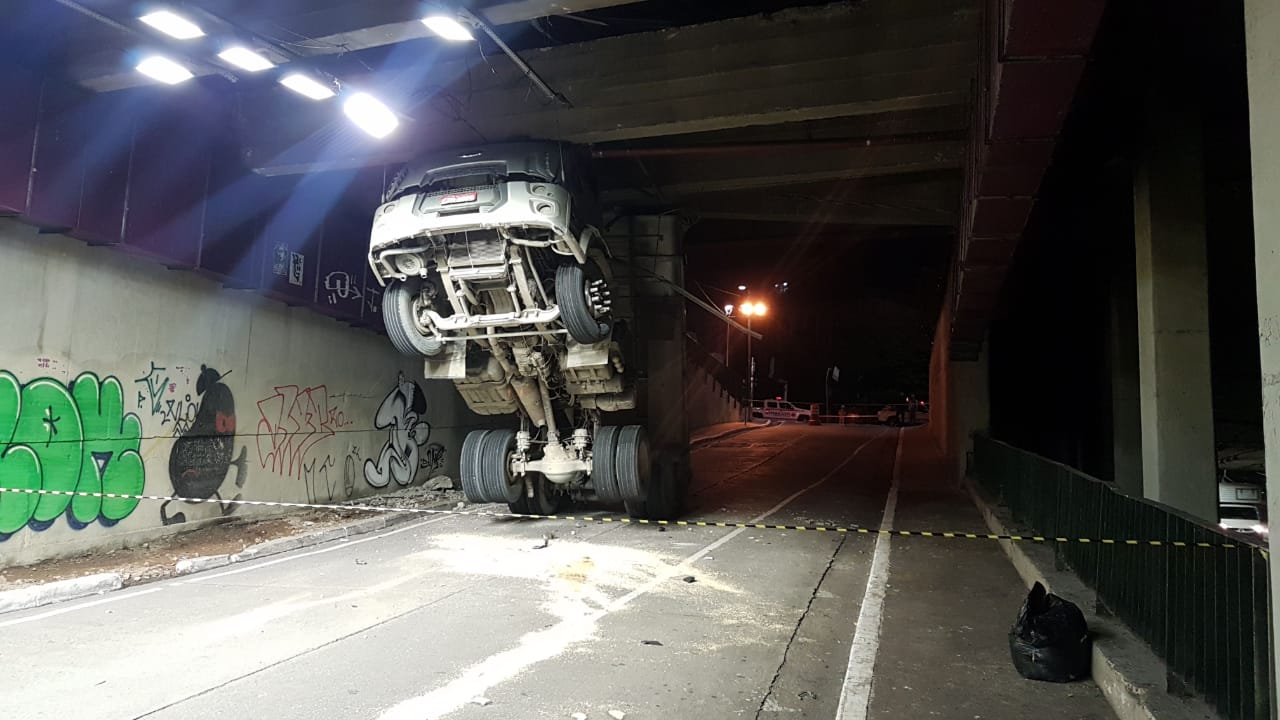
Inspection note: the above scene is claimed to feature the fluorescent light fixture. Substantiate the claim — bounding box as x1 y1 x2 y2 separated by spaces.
136 55 194 85
218 46 274 72
279 72 335 100
343 92 399 139
422 14 474 41
139 10 204 39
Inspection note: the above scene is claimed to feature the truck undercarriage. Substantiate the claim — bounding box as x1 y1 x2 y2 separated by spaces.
368 142 660 516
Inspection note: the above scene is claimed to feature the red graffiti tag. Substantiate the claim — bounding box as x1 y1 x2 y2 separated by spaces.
255 385 351 479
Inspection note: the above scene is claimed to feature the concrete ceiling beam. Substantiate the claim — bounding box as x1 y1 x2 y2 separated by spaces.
241 3 978 174
599 142 964 200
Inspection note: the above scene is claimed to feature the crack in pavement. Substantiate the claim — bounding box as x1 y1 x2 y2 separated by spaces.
754 532 850 718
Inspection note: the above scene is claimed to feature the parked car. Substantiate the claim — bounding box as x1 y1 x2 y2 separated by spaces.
876 406 901 425
1219 477 1267 537
1219 503 1268 537
751 399 812 423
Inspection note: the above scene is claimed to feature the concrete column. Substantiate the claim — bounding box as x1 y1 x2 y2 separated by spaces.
1244 0 1280 699
1109 264 1143 496
948 352 990 484
1131 89 1217 521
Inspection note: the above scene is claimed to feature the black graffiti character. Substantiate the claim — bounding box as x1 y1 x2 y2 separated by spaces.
161 365 249 524
364 374 430 488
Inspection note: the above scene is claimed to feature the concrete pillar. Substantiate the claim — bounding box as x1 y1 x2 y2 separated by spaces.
1131 89 1217 521
1108 264 1143 496
1244 0 1280 699
948 352 990 483
604 215 691 515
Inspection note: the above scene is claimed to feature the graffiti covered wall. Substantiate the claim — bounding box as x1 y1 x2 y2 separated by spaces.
0 220 481 565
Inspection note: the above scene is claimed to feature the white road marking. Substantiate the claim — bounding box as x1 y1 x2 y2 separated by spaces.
0 586 166 629
378 433 883 720
0 514 461 628
835 427 904 720
187 513 461 583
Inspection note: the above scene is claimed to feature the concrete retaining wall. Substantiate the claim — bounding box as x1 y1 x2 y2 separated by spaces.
685 359 743 430
0 219 486 565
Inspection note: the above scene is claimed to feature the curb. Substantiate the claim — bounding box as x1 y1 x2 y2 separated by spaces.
0 572 123 614
963 479 1215 720
223 504 432 565
690 422 770 449
1 499 453 615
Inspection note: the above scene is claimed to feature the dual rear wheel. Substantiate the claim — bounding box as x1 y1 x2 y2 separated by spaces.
461 429 566 514
459 424 681 520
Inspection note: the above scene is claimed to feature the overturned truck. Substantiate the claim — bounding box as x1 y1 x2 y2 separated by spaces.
368 142 686 518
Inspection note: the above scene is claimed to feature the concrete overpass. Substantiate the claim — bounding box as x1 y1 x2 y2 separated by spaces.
0 1 1277 719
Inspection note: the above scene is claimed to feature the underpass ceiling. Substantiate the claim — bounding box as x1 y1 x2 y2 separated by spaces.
3 0 978 362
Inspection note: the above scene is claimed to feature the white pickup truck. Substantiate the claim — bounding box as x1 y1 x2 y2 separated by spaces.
751 399 812 423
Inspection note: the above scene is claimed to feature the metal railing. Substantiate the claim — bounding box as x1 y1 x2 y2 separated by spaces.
972 435 1274 720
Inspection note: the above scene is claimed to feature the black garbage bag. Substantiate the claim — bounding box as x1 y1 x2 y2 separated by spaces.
1008 581 1092 682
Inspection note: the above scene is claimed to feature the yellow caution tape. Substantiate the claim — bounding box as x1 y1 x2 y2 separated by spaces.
0 487 1256 551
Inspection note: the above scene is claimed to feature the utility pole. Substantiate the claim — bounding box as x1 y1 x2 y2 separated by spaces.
747 313 754 414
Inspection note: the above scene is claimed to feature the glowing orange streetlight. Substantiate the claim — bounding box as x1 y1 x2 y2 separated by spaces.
738 301 768 417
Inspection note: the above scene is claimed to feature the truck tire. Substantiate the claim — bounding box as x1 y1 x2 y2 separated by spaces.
592 425 624 503
460 430 492 503
481 429 522 504
384 278 444 357
625 449 687 521
556 263 611 344
616 425 651 503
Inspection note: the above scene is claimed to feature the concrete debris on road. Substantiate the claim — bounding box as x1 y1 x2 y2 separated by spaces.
470 696 492 706
425 475 455 491
608 710 627 719
347 485 463 510
572 713 588 720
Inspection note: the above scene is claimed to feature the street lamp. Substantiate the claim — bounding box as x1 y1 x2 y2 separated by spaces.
722 304 736 366
739 301 767 419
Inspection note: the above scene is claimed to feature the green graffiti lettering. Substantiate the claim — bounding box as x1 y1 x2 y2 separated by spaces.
0 371 146 537
73 374 145 521
15 379 82 523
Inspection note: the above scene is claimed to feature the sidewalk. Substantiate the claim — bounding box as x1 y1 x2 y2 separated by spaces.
866 428 1115 719
690 420 768 446
0 485 463 613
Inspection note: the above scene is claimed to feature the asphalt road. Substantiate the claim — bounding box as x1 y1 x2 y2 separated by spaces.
0 425 1113 720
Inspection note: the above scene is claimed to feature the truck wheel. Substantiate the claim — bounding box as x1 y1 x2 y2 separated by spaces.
626 449 688 521
460 430 492 503
616 425 651 503
384 278 445 357
509 473 562 516
592 425 624 503
556 263 612 344
481 429 522 504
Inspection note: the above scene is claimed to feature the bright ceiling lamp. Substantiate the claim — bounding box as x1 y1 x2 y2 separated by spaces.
279 72 335 100
343 92 399 139
139 10 204 39
422 14 474 42
218 46 274 72
136 55 194 85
